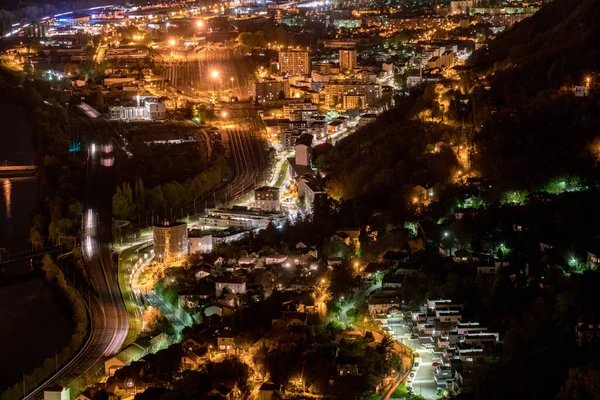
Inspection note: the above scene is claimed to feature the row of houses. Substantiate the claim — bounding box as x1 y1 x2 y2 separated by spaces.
412 299 500 395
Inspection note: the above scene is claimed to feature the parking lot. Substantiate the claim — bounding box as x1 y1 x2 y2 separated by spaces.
386 317 440 400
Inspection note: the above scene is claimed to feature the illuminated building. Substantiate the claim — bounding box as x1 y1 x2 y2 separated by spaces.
153 220 188 263
278 51 310 76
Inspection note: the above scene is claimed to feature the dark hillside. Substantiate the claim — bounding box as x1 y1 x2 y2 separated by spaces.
471 0 600 102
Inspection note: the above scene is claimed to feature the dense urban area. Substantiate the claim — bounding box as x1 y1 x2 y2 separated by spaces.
0 0 599 399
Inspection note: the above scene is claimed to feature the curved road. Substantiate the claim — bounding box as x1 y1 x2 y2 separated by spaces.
24 111 128 399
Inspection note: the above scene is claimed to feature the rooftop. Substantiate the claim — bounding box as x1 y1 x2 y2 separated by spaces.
368 297 401 305
295 133 314 147
255 185 279 192
153 220 187 228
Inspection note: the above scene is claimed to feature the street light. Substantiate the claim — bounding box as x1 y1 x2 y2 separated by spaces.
196 20 204 28
169 39 176 46
211 70 220 100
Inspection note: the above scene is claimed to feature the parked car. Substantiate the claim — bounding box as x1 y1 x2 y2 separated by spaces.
407 386 415 394
413 362 420 368
432 362 442 367
409 373 415 378
410 334 419 339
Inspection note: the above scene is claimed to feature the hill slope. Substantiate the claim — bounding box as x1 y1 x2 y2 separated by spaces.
471 0 600 102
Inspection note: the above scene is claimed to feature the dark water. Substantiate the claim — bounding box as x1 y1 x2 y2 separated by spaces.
0 104 72 391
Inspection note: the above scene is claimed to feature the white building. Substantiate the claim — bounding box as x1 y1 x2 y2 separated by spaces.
367 298 401 314
266 253 288 265
436 310 462 323
189 235 213 254
294 133 313 167
145 100 166 120
215 275 247 296
109 98 166 121
464 332 499 347
44 386 70 400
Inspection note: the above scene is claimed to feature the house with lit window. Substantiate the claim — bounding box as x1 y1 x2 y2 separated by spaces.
215 274 247 296
217 331 236 352
336 356 360 376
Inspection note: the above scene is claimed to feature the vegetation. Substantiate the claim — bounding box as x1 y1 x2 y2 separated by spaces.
112 156 226 222
468 0 600 191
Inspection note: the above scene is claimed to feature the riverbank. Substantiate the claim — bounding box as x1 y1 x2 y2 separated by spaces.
0 100 75 392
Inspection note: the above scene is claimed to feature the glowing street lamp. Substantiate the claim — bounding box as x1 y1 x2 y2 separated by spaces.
169 39 176 46
196 20 204 28
211 70 219 100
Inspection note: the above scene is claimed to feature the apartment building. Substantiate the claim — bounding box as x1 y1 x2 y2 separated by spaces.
323 81 381 108
251 79 290 102
279 51 311 76
339 49 357 70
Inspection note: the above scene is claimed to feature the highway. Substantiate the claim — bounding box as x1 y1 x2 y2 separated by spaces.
24 110 128 399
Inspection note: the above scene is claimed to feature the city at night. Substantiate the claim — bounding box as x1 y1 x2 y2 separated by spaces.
0 0 598 399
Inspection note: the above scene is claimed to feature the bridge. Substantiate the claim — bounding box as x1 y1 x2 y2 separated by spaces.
0 244 65 266
0 160 36 178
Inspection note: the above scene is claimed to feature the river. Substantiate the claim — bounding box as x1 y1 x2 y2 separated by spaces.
0 103 72 392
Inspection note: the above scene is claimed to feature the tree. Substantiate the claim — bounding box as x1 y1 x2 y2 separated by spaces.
29 226 43 249
151 186 166 211
112 182 135 220
151 346 182 385
312 280 332 318
95 88 104 111
134 178 145 215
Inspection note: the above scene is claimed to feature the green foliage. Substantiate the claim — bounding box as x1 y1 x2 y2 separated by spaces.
502 190 527 205
543 176 582 194
320 95 461 225
112 182 135 221
238 31 267 48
